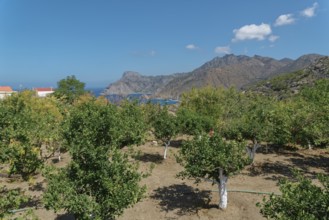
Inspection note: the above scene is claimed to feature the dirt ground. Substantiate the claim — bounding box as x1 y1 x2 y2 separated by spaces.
1 140 328 220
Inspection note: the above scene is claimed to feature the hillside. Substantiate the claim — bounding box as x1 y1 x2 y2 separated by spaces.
102 71 188 96
245 56 329 98
102 54 323 98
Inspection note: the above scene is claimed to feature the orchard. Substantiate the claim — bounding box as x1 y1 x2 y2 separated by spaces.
0 77 328 219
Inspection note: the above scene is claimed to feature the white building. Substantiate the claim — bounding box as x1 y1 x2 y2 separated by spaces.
34 88 55 97
0 86 15 99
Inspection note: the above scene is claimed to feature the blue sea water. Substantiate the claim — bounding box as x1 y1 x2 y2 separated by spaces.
87 88 105 97
87 90 179 105
104 93 179 106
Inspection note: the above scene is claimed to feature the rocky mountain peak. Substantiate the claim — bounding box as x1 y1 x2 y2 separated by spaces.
305 56 329 76
196 54 251 71
122 71 141 78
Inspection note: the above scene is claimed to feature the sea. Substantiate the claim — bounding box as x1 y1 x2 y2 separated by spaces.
87 88 104 97
88 88 179 106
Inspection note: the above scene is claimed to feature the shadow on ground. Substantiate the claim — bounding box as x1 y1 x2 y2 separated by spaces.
170 140 183 148
19 195 43 211
29 181 44 191
289 155 329 174
256 144 301 155
247 150 329 181
134 152 164 164
151 184 214 216
55 213 75 220
247 161 294 181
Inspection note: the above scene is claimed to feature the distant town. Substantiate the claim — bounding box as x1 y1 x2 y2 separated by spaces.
0 86 55 99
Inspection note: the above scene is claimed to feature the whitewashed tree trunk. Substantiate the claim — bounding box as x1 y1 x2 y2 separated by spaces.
246 141 260 163
57 146 61 161
163 141 170 159
218 168 228 209
307 140 312 150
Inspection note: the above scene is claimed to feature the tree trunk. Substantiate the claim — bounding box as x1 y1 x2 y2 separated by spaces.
307 140 312 150
57 146 61 161
163 141 170 159
218 168 228 209
246 141 260 163
54 146 62 162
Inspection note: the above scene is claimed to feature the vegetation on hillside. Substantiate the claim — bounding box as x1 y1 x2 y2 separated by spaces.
246 56 329 99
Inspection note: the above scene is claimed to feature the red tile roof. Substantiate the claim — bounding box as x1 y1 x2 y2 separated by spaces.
0 86 13 92
34 88 54 92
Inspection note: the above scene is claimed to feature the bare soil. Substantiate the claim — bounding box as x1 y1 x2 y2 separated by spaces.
1 140 328 220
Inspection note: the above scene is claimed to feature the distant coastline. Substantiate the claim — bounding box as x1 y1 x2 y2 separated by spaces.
6 87 179 105
87 88 104 97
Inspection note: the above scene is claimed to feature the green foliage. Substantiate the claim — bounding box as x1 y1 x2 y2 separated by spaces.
44 97 146 219
15 208 40 220
117 101 147 147
218 93 276 143
265 101 293 146
239 93 275 143
176 133 251 182
177 83 329 149
296 79 329 146
180 87 243 125
63 98 120 149
54 75 87 104
152 106 178 143
257 172 329 220
0 185 28 219
264 79 329 148
300 79 329 105
0 91 62 180
249 69 310 98
64 98 146 149
180 87 250 140
176 108 215 135
180 86 224 120
43 146 145 219
142 103 161 129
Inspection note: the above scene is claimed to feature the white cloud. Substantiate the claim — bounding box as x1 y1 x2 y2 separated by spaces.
232 23 272 41
269 35 279 42
274 14 295 26
185 44 198 50
301 2 319 17
214 46 231 54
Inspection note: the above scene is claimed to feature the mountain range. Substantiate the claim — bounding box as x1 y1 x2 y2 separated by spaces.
102 54 324 98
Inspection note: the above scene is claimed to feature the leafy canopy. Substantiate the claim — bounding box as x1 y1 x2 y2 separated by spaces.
43 147 145 220
257 171 329 220
116 100 147 147
176 108 215 136
54 75 87 104
0 185 29 219
176 133 251 182
0 91 62 180
152 106 178 143
44 98 146 219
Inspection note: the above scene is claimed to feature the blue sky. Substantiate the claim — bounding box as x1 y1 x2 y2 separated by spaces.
1 0 328 88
